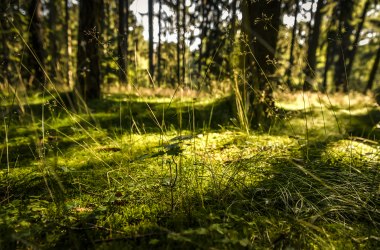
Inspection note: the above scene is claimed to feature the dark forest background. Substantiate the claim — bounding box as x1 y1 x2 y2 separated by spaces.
1 0 379 126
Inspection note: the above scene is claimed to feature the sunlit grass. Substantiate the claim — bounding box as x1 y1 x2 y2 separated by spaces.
0 90 379 249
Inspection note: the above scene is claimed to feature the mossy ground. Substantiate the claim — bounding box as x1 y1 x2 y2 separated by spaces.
0 90 379 249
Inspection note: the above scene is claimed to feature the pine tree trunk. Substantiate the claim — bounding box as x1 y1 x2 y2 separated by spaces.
148 0 154 82
346 0 370 83
0 0 10 85
241 0 281 129
157 0 162 86
176 0 181 86
77 0 103 101
65 0 73 88
118 0 127 84
28 0 45 89
48 0 59 80
181 0 186 86
303 0 324 90
334 0 354 92
285 0 300 89
365 45 380 92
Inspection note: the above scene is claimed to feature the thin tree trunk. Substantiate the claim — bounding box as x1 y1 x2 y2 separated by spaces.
322 5 338 92
0 0 10 85
303 0 324 90
176 0 180 86
28 0 45 89
48 0 59 80
125 0 129 85
227 0 237 75
65 0 73 88
365 45 380 92
334 0 354 92
346 0 370 82
182 0 186 86
157 0 162 86
148 0 154 82
285 0 300 89
118 0 127 84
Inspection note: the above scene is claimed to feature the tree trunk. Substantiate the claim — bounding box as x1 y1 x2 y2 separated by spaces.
48 0 59 80
148 0 154 82
157 0 162 86
28 0 45 89
303 0 324 90
346 0 370 83
334 0 354 92
285 0 300 89
65 0 73 88
322 5 339 92
182 0 186 86
77 0 103 101
241 0 281 129
365 45 380 92
125 0 129 84
118 0 127 84
176 0 181 86
0 0 10 85
226 0 237 76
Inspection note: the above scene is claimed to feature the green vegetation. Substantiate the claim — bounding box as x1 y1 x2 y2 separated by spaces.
0 90 379 249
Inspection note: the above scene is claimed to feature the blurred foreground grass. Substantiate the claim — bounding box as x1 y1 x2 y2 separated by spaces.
0 90 379 249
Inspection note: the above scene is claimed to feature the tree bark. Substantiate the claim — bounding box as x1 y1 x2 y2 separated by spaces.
241 0 282 129
148 0 154 82
285 0 300 89
77 0 103 101
48 0 59 80
157 0 162 86
176 0 181 86
65 0 73 88
182 0 186 86
365 45 380 92
28 0 45 89
346 0 370 84
322 5 339 92
303 0 324 90
118 0 127 84
0 0 11 85
334 0 354 92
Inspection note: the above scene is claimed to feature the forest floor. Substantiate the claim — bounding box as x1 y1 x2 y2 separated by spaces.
0 89 380 249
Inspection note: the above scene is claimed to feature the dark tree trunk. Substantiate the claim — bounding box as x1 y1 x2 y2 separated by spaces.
303 0 324 90
157 0 162 86
77 0 103 101
125 0 129 84
241 0 282 129
148 0 154 82
0 0 10 85
48 0 59 80
176 0 180 86
365 45 380 92
285 0 300 89
28 0 45 89
182 0 186 86
334 0 354 92
118 0 127 84
346 0 370 83
65 0 72 88
197 0 206 89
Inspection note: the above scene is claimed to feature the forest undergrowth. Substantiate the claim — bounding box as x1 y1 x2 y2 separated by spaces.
0 89 379 249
